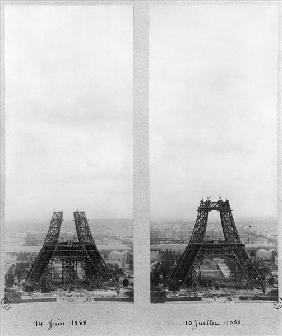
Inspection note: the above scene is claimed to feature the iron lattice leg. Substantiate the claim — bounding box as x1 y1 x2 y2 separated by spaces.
232 246 265 290
25 212 63 290
74 211 113 284
170 244 201 282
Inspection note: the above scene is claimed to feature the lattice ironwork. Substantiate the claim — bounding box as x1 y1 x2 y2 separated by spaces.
73 211 95 244
44 211 64 244
25 211 63 288
25 210 113 291
62 260 76 285
74 211 112 282
170 199 265 291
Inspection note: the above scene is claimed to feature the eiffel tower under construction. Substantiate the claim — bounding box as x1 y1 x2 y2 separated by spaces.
170 198 266 292
25 211 113 291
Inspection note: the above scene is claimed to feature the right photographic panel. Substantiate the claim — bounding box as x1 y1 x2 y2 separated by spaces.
150 4 279 303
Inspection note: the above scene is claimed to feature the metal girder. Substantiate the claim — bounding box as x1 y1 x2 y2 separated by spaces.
44 211 64 244
73 211 95 244
25 211 63 288
73 211 113 283
189 209 209 243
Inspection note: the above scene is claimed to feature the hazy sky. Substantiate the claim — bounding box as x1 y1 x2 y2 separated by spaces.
5 5 133 226
150 4 278 219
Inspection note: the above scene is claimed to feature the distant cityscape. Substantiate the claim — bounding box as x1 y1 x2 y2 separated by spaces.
150 217 277 244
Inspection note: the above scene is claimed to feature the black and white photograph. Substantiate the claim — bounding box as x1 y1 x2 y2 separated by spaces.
1 1 282 336
150 4 279 304
3 4 133 304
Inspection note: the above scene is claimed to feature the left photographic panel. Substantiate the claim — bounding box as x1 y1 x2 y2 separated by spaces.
3 4 133 303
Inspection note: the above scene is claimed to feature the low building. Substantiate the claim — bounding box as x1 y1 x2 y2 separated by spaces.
256 249 274 260
108 250 131 269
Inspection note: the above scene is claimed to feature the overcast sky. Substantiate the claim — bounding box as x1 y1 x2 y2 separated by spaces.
150 4 278 220
5 5 133 226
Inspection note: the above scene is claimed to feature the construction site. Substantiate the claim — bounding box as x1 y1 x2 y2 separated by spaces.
151 198 278 303
4 211 133 303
